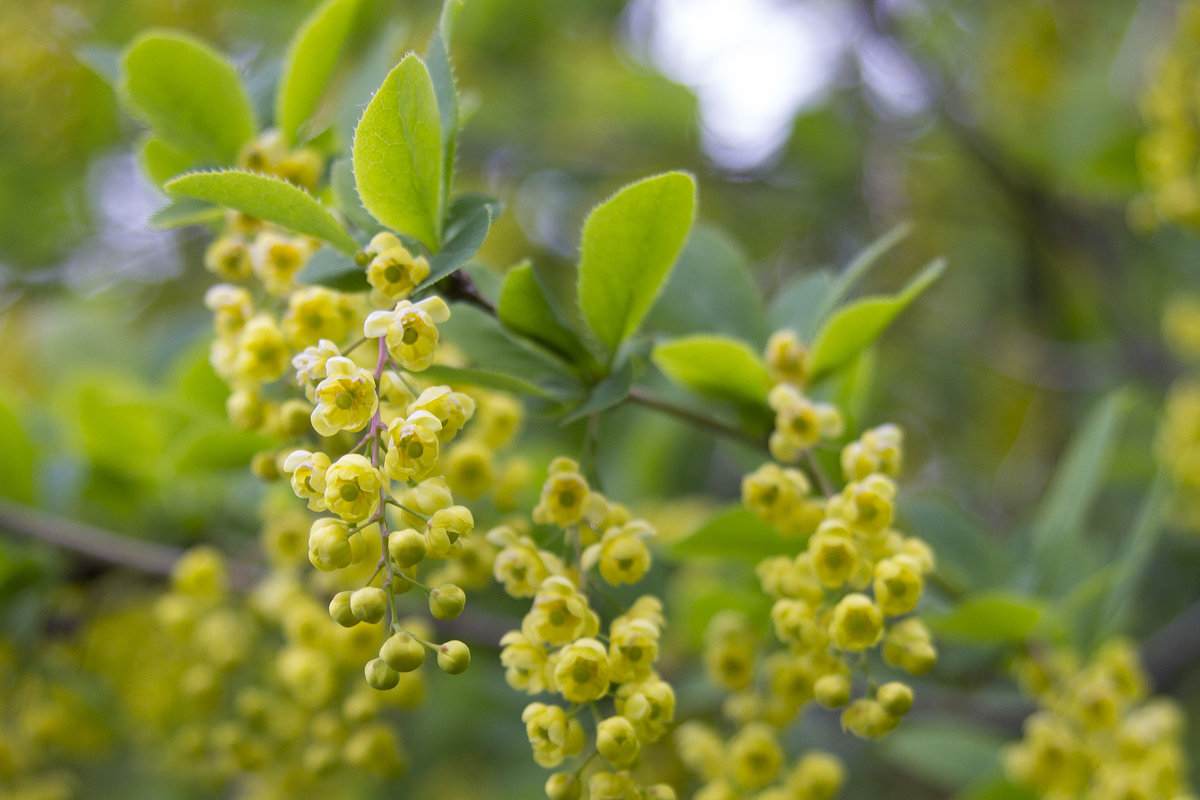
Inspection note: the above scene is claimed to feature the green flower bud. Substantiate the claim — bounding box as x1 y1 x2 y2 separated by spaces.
545 772 582 800
596 715 640 768
364 657 400 691
388 528 427 567
380 632 426 672
328 591 357 627
351 587 387 624
429 584 466 620
437 640 471 674
814 673 851 708
877 681 914 716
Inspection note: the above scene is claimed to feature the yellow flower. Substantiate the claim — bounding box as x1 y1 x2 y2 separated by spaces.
770 598 823 651
727 722 783 790
764 328 809 385
424 505 474 559
582 521 654 585
252 230 312 296
882 617 937 675
308 517 352 571
283 286 353 349
489 526 563 598
292 339 341 400
366 241 430 306
675 721 725 781
615 677 675 742
204 283 253 336
364 296 450 371
204 235 253 280
499 630 551 694
234 314 290 383
704 611 756 691
311 356 378 436
873 556 924 616
840 423 903 480
521 702 585 768
533 469 590 528
408 385 476 442
829 593 883 652
840 698 897 740
767 383 843 461
323 454 384 523
828 474 896 535
283 449 331 511
807 521 860 588
524 576 598 646
608 617 660 684
442 438 494 498
596 715 640 768
588 771 639 800
384 410 442 481
786 752 845 800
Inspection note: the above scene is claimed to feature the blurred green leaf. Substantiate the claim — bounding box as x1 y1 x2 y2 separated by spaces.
929 592 1045 644
0 395 35 504
352 53 443 248
119 31 256 163
1030 389 1130 594
577 172 696 355
807 258 945 382
767 270 834 340
148 197 221 230
138 136 196 186
956 779 1040 800
563 357 635 424
652 334 771 406
275 0 362 144
166 170 359 255
900 495 1009 592
170 425 273 473
420 365 551 398
426 0 464 216
295 247 369 292
416 193 495 291
815 222 913 324
498 262 591 365
330 158 383 235
879 722 1008 791
669 507 806 561
1093 471 1169 644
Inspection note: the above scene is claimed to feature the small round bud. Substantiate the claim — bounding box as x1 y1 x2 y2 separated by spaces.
877 682 913 717
644 786 677 800
380 632 426 672
814 673 851 708
250 451 280 480
596 715 640 768
364 658 399 690
328 591 357 627
429 584 466 620
840 698 897 740
905 643 938 675
545 772 582 800
388 528 427 567
350 587 387 623
437 640 471 674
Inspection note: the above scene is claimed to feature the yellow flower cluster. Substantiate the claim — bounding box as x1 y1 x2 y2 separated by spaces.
675 721 845 800
1006 640 1195 800
1134 2 1200 228
695 328 936 782
496 458 677 799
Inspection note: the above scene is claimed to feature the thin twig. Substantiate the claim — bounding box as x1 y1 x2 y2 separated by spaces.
627 387 769 453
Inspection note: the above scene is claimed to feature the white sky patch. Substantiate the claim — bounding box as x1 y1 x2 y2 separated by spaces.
628 0 853 170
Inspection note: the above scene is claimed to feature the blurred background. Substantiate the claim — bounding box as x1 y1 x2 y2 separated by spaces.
0 0 1197 798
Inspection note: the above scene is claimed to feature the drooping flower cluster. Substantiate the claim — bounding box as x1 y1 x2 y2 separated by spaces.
1006 640 1195 800
495 458 677 800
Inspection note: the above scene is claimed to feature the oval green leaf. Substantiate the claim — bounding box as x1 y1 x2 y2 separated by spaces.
276 0 362 144
166 170 359 255
352 53 443 248
653 334 771 406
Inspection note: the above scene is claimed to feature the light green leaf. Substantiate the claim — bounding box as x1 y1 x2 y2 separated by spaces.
0 395 35 504
652 335 771 406
499 263 592 365
295 248 369 293
956 780 1040 800
929 592 1045 644
577 172 696 355
166 170 359 255
171 425 274 473
419 365 550 398
879 723 1008 791
669 507 806 561
1094 471 1168 642
331 158 382 235
119 31 255 163
138 136 197 186
426 0 464 215
276 0 362 144
352 53 443 248
148 197 222 230
814 222 913 324
563 358 635 424
414 193 495 292
807 257 945 381
1030 389 1130 595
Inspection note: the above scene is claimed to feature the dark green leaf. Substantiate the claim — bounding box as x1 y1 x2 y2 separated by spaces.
878 723 1008 791
295 248 369 292
416 195 493 290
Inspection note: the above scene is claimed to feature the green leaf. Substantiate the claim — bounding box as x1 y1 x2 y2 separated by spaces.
878 723 1008 792
417 365 550 398
0 395 35 504
76 43 120 85
426 0 464 216
148 197 222 230
119 31 255 163
899 495 1009 592
171 425 273 473
813 222 913 325
295 248 369 292
669 507 806 561
352 53 443 248
645 224 766 344
652 335 771 406
166 170 359 255
928 592 1045 644
1030 389 1130 595
1093 470 1169 643
416 194 494 290
275 0 362 144
956 780 1040 800
563 357 635 424
577 172 696 355
807 258 945 381
138 136 198 186
768 270 834 340
499 263 592 365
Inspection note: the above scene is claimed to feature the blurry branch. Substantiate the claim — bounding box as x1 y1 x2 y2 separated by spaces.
442 269 496 314
0 498 261 591
627 386 770 453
